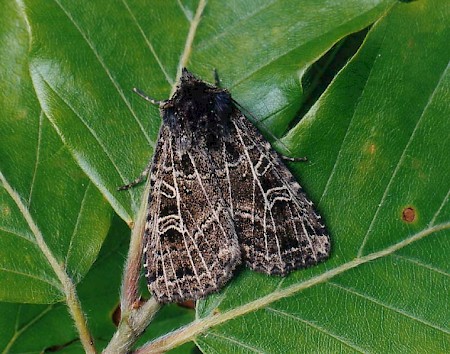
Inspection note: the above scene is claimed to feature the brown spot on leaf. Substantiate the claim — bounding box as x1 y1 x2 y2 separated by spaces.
402 207 416 223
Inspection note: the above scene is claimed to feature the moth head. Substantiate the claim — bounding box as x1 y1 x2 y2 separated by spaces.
180 67 196 82
169 68 233 124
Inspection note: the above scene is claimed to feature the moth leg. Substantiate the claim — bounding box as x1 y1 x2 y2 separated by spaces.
119 87 165 192
281 155 308 163
133 88 162 106
117 160 152 191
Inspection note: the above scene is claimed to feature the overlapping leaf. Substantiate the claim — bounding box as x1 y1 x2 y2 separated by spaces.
1 0 448 352
0 0 112 304
194 1 450 352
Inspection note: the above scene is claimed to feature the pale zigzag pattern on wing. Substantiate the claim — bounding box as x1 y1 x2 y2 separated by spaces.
123 69 330 302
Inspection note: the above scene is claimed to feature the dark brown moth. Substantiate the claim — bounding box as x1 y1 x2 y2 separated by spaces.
120 68 330 303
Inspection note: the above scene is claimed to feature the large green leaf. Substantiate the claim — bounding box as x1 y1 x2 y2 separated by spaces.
0 1 112 304
0 216 195 352
4 0 448 352
191 1 450 352
20 0 394 224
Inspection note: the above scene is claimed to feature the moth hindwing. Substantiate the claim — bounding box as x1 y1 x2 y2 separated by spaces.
120 68 330 303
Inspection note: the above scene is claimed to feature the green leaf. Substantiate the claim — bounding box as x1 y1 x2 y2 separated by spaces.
0 302 75 353
5 0 449 352
20 0 394 224
0 215 194 352
0 1 112 303
0 218 125 353
192 1 450 352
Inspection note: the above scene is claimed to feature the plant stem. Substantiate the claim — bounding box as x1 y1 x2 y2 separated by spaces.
0 171 96 354
64 281 96 353
103 298 160 354
104 170 162 353
120 182 150 315
120 178 151 311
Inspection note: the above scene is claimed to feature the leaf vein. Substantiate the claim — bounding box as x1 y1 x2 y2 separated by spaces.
391 254 449 277
2 305 54 354
204 332 265 353
53 0 153 146
0 267 61 289
195 0 278 51
319 26 389 207
430 187 450 227
65 181 91 276
0 171 95 352
38 75 133 196
28 111 44 206
121 0 174 85
266 307 365 352
177 0 193 22
328 282 450 334
0 225 37 245
357 61 450 257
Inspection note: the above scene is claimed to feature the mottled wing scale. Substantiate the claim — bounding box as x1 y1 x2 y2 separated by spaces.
144 125 240 303
224 112 330 274
126 68 330 303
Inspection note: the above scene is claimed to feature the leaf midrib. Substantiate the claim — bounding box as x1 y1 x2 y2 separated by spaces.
170 0 207 97
53 0 154 147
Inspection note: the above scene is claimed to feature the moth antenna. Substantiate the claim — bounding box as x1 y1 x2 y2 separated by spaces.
282 156 308 163
133 88 163 106
231 99 304 160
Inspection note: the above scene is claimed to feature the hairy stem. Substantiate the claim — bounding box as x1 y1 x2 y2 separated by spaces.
64 281 96 353
105 172 161 353
120 177 152 311
103 298 160 354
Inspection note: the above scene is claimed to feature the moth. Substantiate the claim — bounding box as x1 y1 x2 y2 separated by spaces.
120 68 330 303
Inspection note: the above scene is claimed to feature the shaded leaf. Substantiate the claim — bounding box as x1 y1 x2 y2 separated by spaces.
0 215 195 352
0 0 112 304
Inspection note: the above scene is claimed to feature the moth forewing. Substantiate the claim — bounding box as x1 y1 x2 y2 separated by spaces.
121 68 330 303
